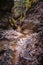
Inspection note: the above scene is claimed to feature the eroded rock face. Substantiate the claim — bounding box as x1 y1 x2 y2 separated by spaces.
0 29 43 65
0 1 43 65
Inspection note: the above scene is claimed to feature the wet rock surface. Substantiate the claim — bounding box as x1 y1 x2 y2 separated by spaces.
0 1 43 65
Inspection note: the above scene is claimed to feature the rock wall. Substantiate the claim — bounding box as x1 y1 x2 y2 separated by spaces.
0 1 43 65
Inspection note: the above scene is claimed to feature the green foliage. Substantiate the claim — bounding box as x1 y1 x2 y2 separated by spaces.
26 0 31 9
11 0 39 26
14 0 38 17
